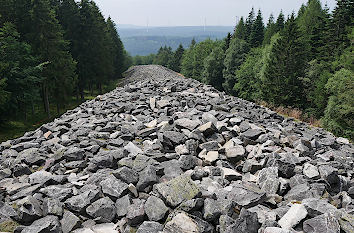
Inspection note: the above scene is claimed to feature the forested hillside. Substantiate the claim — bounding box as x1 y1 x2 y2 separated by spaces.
139 0 354 140
0 0 131 141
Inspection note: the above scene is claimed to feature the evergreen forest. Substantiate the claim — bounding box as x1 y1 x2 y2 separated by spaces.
0 0 131 140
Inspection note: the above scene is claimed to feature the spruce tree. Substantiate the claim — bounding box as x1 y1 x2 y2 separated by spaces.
223 38 250 95
233 17 246 40
331 0 354 54
106 17 125 78
263 14 276 45
275 11 285 32
29 0 76 116
202 44 225 91
262 13 307 107
245 8 255 42
0 23 42 121
168 44 184 73
249 10 265 47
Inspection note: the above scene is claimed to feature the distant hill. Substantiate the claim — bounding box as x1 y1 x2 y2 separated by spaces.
118 26 233 56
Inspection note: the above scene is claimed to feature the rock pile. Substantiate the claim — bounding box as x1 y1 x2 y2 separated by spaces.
0 65 353 233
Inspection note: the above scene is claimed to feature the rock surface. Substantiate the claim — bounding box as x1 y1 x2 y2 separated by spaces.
0 65 353 232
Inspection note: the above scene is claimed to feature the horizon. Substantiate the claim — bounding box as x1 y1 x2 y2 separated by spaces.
94 0 336 27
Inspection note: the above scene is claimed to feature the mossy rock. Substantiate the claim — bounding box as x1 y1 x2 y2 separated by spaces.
0 219 19 232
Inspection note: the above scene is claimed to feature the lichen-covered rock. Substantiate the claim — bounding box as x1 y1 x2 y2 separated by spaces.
155 175 200 207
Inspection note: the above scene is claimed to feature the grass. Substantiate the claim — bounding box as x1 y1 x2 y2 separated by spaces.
0 79 121 143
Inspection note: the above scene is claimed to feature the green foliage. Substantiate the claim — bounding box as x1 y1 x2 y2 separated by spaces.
262 14 308 107
181 39 218 81
322 68 354 140
153 46 173 67
0 22 42 122
263 14 276 45
202 43 225 91
233 47 263 101
222 38 249 94
233 17 246 40
249 10 265 47
168 44 184 72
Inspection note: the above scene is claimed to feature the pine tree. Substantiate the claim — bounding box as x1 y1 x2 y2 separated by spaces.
262 13 307 107
29 0 76 116
249 9 265 47
154 46 173 67
191 39 217 81
181 46 195 78
168 44 184 72
203 44 225 91
223 38 250 95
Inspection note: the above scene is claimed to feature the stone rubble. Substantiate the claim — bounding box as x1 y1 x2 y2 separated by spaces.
0 65 353 233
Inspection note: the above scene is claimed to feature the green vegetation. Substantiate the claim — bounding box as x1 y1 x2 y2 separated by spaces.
144 0 354 140
0 0 132 142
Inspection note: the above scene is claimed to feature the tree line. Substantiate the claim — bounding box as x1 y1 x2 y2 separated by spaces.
0 0 130 123
138 0 353 140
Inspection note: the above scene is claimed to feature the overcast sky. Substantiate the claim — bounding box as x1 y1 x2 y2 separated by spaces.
94 0 336 27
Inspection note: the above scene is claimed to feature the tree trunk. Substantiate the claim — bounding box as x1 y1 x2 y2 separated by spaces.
43 83 50 118
80 86 84 102
99 83 103 95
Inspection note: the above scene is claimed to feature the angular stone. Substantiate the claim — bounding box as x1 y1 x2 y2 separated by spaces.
241 129 263 140
43 198 63 216
175 118 201 131
225 208 260 233
86 197 116 223
21 215 61 233
222 167 242 182
124 142 143 156
136 221 163 233
198 122 217 136
65 188 100 213
136 166 158 191
61 210 81 233
163 212 199 233
203 198 221 222
278 203 308 229
28 170 53 184
64 147 85 161
225 146 245 163
257 167 279 195
126 199 146 226
17 196 43 224
162 131 186 148
303 163 320 179
302 198 339 218
227 183 266 208
303 213 340 233
248 205 276 224
115 195 131 218
100 175 128 199
144 196 168 221
155 175 200 207
113 167 139 184
284 183 313 201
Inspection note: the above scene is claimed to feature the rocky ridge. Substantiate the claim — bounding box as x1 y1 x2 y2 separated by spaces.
0 65 353 233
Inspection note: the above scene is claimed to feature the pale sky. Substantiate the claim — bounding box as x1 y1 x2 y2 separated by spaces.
93 0 336 27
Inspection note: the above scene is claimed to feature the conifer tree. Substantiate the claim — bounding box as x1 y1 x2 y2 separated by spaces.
233 17 246 40
262 13 307 107
223 38 249 95
168 44 184 73
249 10 265 47
203 43 225 91
30 0 76 116
275 11 285 32
224 32 232 52
106 17 125 78
245 8 255 42
263 14 277 45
